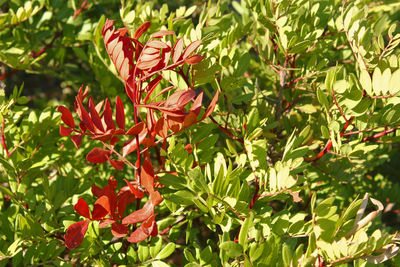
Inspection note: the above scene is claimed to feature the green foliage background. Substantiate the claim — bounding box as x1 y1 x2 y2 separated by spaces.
0 0 400 266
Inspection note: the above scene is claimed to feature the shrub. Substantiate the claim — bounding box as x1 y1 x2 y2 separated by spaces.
1 0 400 266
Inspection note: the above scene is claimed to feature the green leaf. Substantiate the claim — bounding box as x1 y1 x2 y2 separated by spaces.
220 241 243 258
156 243 176 259
360 69 372 96
372 68 382 95
238 212 254 249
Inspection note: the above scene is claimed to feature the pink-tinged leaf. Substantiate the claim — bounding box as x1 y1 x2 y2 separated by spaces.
124 179 145 199
141 159 154 191
92 195 110 220
60 125 72 136
140 53 160 62
151 30 175 38
111 222 128 237
183 40 202 59
102 99 115 131
57 105 75 129
74 198 91 219
134 21 151 39
190 91 203 115
109 159 124 170
95 99 104 114
165 89 196 108
127 224 149 243
122 201 153 225
184 54 204 65
117 27 128 36
202 90 219 119
137 59 161 70
162 40 172 67
126 122 145 135
102 19 134 81
115 96 125 130
142 47 159 54
147 40 169 49
86 147 111 164
122 131 147 157
65 220 90 249
70 135 82 149
172 38 184 63
88 97 105 132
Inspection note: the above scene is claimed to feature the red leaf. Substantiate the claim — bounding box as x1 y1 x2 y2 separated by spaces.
115 96 125 130
127 215 157 243
57 105 75 129
127 224 148 243
126 122 145 135
70 135 82 149
183 40 202 59
86 147 111 163
125 79 137 103
141 159 154 191
134 21 151 39
147 40 169 49
88 97 105 132
92 195 110 220
92 185 102 198
60 125 72 136
155 117 168 138
122 201 153 225
99 218 114 228
117 189 136 217
75 95 95 132
190 91 203 115
150 190 163 206
202 90 219 120
109 159 124 170
65 220 90 249
122 131 147 157
151 30 175 38
111 222 128 237
74 198 91 219
183 111 198 127
124 179 145 199
103 99 115 131
172 38 184 63
144 75 162 93
184 54 204 65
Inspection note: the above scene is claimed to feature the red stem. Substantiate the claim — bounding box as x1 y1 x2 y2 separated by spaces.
0 69 17 81
31 31 62 58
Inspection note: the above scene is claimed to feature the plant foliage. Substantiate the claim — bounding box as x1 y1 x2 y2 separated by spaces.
0 0 400 266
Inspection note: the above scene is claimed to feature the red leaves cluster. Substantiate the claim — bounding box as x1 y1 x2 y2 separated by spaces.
65 178 160 249
60 18 219 249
